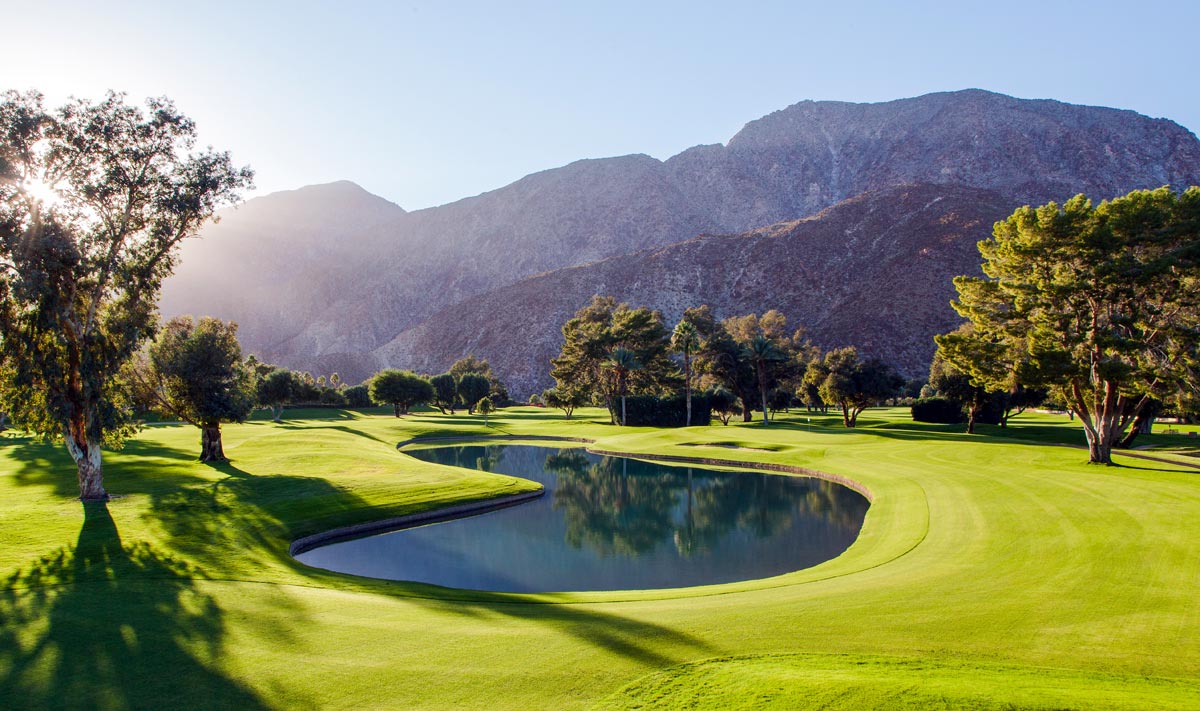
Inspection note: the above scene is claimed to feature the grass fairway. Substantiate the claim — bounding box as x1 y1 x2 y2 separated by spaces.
1 406 1198 710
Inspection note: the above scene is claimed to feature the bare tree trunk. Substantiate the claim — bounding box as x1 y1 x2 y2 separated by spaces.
966 406 977 435
65 429 107 501
200 422 227 462
841 404 853 428
757 365 769 426
272 405 283 423
684 353 692 427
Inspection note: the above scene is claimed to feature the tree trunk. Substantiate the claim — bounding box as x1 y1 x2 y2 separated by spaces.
841 405 853 428
200 422 227 462
742 401 753 422
684 353 692 427
272 405 283 423
621 395 627 427
966 406 977 435
758 365 769 426
64 420 107 501
1117 409 1155 449
393 403 401 417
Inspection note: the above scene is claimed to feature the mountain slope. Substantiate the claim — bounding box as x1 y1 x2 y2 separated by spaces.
161 90 1200 382
373 184 1015 396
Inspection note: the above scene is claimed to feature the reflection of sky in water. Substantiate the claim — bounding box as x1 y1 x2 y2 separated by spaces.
296 445 868 593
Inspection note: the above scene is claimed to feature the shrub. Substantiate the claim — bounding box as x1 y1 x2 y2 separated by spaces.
912 397 966 424
622 393 711 427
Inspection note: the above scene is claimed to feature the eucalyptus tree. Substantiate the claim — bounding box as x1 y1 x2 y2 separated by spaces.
139 317 256 461
950 187 1200 464
671 319 700 426
0 90 252 499
606 347 641 426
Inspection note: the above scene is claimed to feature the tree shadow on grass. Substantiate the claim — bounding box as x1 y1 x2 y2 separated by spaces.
0 502 272 710
404 593 720 668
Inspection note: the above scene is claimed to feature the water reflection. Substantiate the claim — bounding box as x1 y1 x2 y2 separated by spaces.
296 445 868 592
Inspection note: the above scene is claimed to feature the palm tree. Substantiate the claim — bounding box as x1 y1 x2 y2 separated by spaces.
746 334 784 425
671 320 700 426
606 347 641 426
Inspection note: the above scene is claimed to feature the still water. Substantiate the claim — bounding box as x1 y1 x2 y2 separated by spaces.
296 445 869 592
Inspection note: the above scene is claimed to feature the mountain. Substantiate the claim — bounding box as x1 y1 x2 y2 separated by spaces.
160 90 1200 385
373 184 1013 396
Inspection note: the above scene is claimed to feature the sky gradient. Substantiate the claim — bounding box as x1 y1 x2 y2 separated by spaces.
6 1 1198 210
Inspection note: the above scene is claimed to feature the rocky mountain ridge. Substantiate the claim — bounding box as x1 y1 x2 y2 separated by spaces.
373 184 1014 396
159 89 1200 387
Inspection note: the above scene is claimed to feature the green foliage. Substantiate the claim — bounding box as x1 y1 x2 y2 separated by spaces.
369 369 434 416
145 317 256 427
257 369 296 412
430 373 458 414
707 386 739 425
950 186 1200 462
342 384 372 409
456 373 490 414
0 90 252 497
622 393 712 427
911 397 967 424
806 347 902 427
542 386 586 419
551 296 677 424
475 396 494 425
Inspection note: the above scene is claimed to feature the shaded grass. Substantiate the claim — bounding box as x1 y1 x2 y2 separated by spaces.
0 406 1198 709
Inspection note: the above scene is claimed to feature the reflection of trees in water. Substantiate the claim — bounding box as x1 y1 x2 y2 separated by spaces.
546 450 870 560
0 503 269 709
415 445 505 472
549 455 678 557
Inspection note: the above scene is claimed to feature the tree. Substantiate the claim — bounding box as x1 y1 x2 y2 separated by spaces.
805 347 901 427
257 368 296 422
606 347 641 426
745 334 785 425
550 296 676 424
343 384 372 408
707 387 738 426
927 346 990 434
672 320 700 426
0 91 253 499
457 374 490 414
542 386 585 419
369 369 434 416
950 187 1200 464
137 317 256 461
476 396 494 426
430 373 457 414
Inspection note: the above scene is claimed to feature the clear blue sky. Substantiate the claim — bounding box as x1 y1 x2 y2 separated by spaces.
6 0 1197 210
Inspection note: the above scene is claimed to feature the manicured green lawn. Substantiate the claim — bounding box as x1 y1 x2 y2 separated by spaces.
1 406 1198 709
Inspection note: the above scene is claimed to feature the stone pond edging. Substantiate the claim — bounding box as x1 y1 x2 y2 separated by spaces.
288 489 545 556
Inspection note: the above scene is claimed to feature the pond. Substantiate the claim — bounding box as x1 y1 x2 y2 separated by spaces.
295 444 869 593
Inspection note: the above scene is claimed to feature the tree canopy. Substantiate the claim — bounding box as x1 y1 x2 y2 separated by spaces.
950 186 1200 463
139 316 256 461
369 369 434 416
0 90 253 499
805 347 901 427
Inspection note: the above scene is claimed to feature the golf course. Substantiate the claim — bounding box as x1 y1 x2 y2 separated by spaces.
1 406 1198 710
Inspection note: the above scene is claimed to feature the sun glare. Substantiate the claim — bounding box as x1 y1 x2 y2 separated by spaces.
20 177 62 208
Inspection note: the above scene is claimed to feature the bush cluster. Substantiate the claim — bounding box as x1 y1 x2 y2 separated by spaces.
622 393 712 427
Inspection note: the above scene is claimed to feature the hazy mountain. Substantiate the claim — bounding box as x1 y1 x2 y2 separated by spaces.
161 90 1200 385
373 184 1013 396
